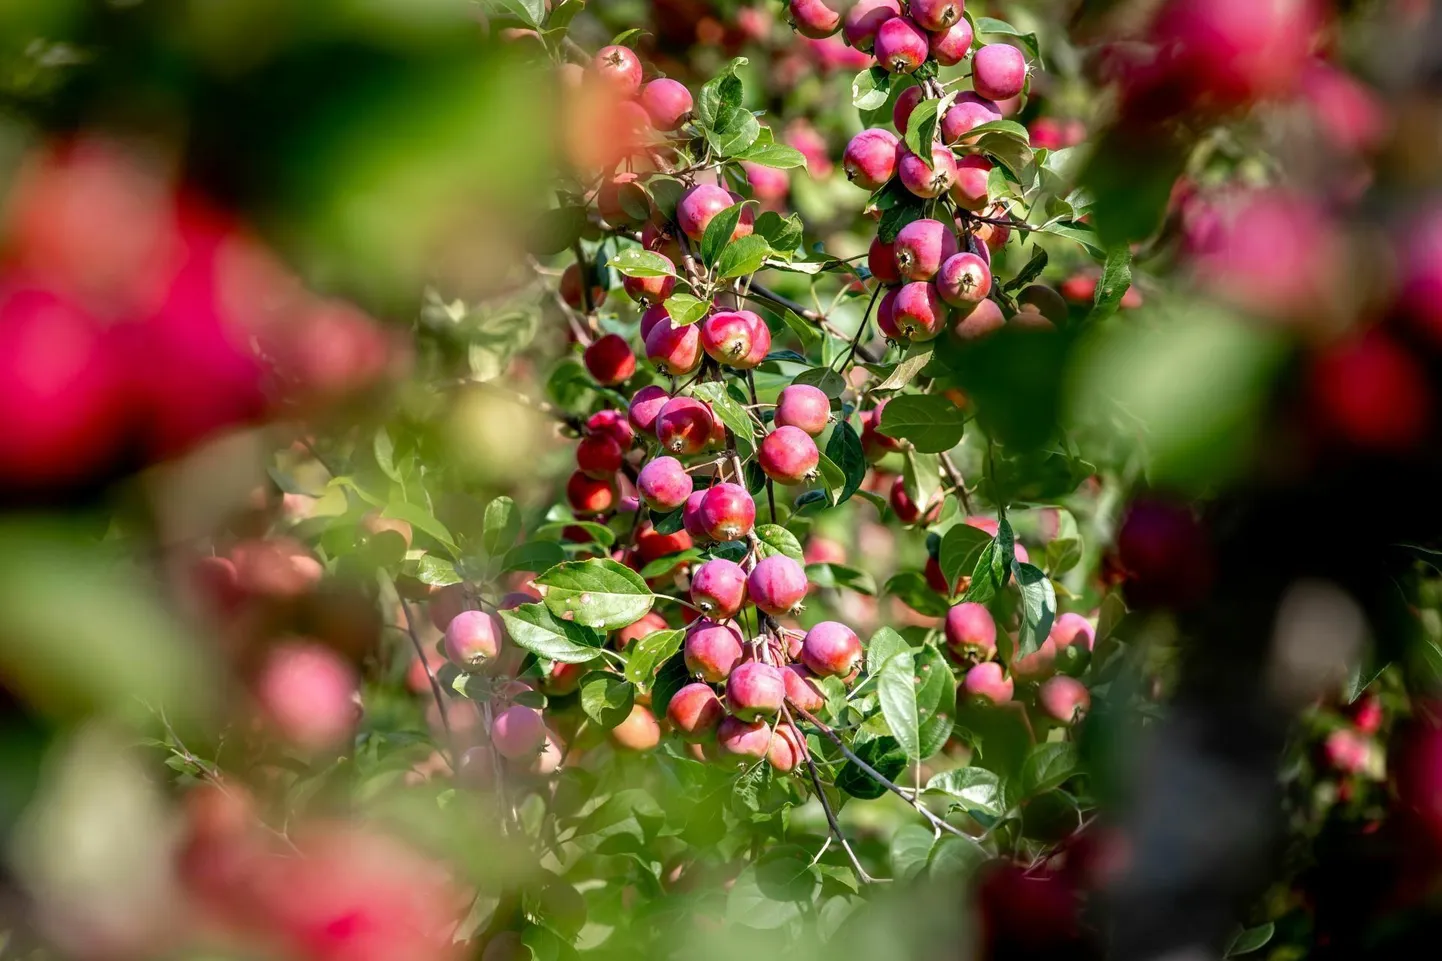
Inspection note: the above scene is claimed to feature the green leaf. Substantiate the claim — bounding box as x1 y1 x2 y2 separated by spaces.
708 106 762 156
939 524 993 590
662 293 709 327
867 626 911 668
1045 537 1082 575
608 248 677 278
878 395 967 453
726 866 803 929
1022 741 1077 796
814 451 847 505
890 824 936 882
878 651 921 758
1012 562 1056 659
925 766 1003 817
651 651 692 722
701 201 750 267
639 548 702 579
1004 248 1049 292
691 382 756 461
913 644 955 758
483 496 521 556
579 671 636 730
754 211 805 256
1036 219 1104 256
650 506 686 535
499 603 608 663
928 834 989 879
736 142 807 169
824 420 867 505
902 449 940 518
851 65 892 110
1085 243 1134 324
407 554 462 587
875 348 933 391
502 540 566 574
774 307 821 349
715 235 773 279
902 95 946 167
975 131 1034 180
1225 923 1276 958
623 628 685 687
484 0 545 29
755 524 803 561
373 428 401 482
534 520 614 548
964 119 1030 142
696 57 748 128
755 844 821 901
963 519 1015 606
535 558 655 632
805 562 877 595
836 736 908 800
796 365 845 397
878 194 927 243
884 571 950 617
383 501 459 556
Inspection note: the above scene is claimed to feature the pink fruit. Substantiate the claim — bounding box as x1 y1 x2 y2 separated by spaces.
860 399 902 457
682 489 711 541
697 482 756 541
1015 284 1068 324
876 286 902 339
1011 638 1057 682
1323 728 1370 774
655 396 715 455
622 262 676 304
936 252 992 308
1037 676 1090 725
842 128 901 190
774 384 831 436
566 471 617 515
843 0 901 51
640 78 693 130
892 85 926 134
255 642 359 751
593 45 643 97
676 183 751 242
584 334 636 386
493 704 547 758
701 310 766 368
718 715 773 758
941 93 1003 144
767 722 806 772
667 683 725 740
1048 612 1095 651
615 611 669 650
748 554 809 616
639 303 670 340
610 704 662 751
1309 332 1432 453
545 660 585 696
875 16 929 74
644 316 703 376
801 621 862 677
953 297 1005 341
930 18 974 66
637 456 693 511
964 661 1014 704
744 162 790 204
951 155 992 210
893 218 959 281
627 385 671 435
869 235 902 285
560 263 606 311
972 43 1029 101
759 425 820 485
944 602 997 656
782 664 827 712
690 558 749 617
898 146 958 198
684 618 745 681
444 610 503 671
909 0 962 32
726 662 787 720
891 281 948 341
587 408 635 450
788 0 842 39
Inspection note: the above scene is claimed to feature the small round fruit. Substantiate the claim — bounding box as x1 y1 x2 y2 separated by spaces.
964 661 1014 705
637 455 693 511
587 409 635 449
759 426 820 485
593 45 643 96
953 298 1005 341
690 558 749 618
492 704 547 759
748 554 809 616
697 483 756 541
842 129 901 190
1048 612 1095 651
640 78 693 130
701 310 766 368
868 235 902 285
584 334 636 386
667 683 725 740
1015 284 1068 325
891 281 948 341
951 155 992 211
893 218 959 281
644 316 703 376
1037 676 1090 725
973 43 1029 102
892 84 925 134
255 643 359 751
682 489 711 541
875 16 929 74
1011 637 1057 682
888 474 933 523
801 621 862 678
622 264 676 304
639 303 670 340
941 93 1002 144
566 471 617 515
944 602 997 657
788 0 842 39
655 397 715 455
718 715 772 759
677 184 750 242
843 0 901 52
627 385 671 436
444 609 503 671
910 0 962 32
774 384 831 436
782 664 826 713
898 145 958 198
936 252 993 308
560 263 607 310
930 18 974 66
876 286 901 339
726 662 787 721
610 703 662 750
684 619 745 682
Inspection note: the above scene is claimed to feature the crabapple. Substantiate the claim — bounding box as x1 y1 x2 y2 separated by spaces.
690 558 749 618
1048 612 1095 651
1037 676 1090 725
255 642 359 751
667 683 725 740
644 316 703 376
892 85 925 134
944 602 997 656
726 662 787 721
782 664 827 713
639 303 670 340
1309 331 1432 453
701 310 767 368
842 128 901 190
592 45 642 97
697 483 756 541
676 184 751 242
964 662 1014 705
844 0 901 52
637 456 693 511
888 475 933 524
875 16 929 74
627 384 671 435
936 252 992 308
587 408 635 449
718 715 772 759
788 0 841 38
1012 637 1058 682
685 618 745 681
635 523 692 571
577 433 624 480
1115 498 1214 609
545 660 585 696
361 512 412 547
951 155 992 211
759 426 820 485
566 471 616 515
891 281 948 341
1016 284 1068 325
764 723 804 772
868 235 902 285
745 162 789 206
930 18 974 66
1352 695 1384 735
893 218 959 281
622 263 676 304
877 286 901 339
801 621 862 678
682 490 711 541
458 745 496 788
910 0 962 32
560 263 606 310
615 610 669 650
583 334 636 386
655 397 715 455
972 43 1029 101
899 145 958 198
492 704 547 758
748 554 809 616
444 610 503 671
953 298 1005 341
861 400 902 458
775 384 831 436
640 78 693 130
941 93 1002 144
610 704 662 751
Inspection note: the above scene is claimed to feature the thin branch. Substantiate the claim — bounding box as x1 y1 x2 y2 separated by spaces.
746 370 777 523
939 452 974 515
401 600 457 771
835 282 883 372
784 704 877 884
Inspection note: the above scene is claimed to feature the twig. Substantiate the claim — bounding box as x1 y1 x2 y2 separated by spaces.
401 600 457 771
939 452 974 515
784 704 877 884
746 370 777 523
835 283 883 372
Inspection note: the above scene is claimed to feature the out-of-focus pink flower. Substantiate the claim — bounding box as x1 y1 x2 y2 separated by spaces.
1301 61 1389 154
785 119 832 178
